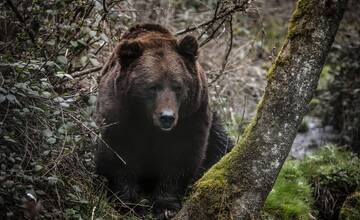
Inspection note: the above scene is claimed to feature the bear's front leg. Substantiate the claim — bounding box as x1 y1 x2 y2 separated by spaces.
107 174 152 217
95 139 144 207
152 170 195 219
107 174 138 202
152 180 183 219
153 195 181 219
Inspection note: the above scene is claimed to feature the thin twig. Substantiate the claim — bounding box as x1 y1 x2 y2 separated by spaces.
199 18 227 47
68 114 127 165
61 66 102 83
72 66 102 78
175 0 249 36
102 0 108 13
91 206 96 220
197 0 222 40
209 16 234 85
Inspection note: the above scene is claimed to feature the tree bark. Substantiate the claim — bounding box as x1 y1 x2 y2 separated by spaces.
174 0 348 219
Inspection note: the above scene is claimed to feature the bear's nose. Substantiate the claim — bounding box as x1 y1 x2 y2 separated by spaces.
159 112 175 129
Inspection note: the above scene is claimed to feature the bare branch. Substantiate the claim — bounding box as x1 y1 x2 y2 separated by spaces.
102 0 108 13
70 66 102 79
209 16 234 85
175 0 249 36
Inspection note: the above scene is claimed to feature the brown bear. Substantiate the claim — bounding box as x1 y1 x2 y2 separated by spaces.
95 24 233 219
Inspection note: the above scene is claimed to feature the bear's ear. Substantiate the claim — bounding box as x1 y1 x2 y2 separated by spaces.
116 40 143 68
178 35 198 61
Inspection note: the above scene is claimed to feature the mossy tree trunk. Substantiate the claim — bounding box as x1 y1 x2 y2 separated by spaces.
174 0 348 219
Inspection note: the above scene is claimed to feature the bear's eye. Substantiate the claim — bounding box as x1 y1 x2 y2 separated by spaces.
174 86 182 93
148 86 158 92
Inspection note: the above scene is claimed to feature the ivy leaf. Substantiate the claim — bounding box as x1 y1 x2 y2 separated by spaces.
0 87 7 93
41 91 52 98
57 56 68 64
88 95 97 105
0 94 5 103
47 39 56 45
34 165 43 172
46 137 56 144
89 58 100 67
100 33 109 42
70 41 78 47
80 56 88 66
4 136 17 143
47 176 59 185
42 129 53 137
6 94 16 102
63 74 74 80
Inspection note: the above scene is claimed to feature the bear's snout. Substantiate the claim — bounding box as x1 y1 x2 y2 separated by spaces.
159 111 176 131
152 87 179 131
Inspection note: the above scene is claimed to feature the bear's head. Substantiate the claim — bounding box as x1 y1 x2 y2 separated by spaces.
113 24 206 131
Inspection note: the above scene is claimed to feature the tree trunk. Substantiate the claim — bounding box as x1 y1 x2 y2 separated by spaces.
174 0 348 219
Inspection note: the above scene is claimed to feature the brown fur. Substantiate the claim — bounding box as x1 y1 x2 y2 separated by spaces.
95 24 232 219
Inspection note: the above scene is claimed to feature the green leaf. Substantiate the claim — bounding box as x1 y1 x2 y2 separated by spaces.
4 136 17 143
88 30 97 37
0 87 7 93
42 129 53 137
6 94 16 102
41 91 52 98
88 95 97 105
47 176 59 185
55 73 64 78
34 165 43 172
29 105 45 113
47 39 56 46
80 56 88 66
0 94 5 103
43 150 50 156
57 56 68 64
72 185 82 192
77 39 86 46
47 137 56 144
70 41 78 47
89 58 100 66
100 33 109 42
63 74 74 80
60 102 70 108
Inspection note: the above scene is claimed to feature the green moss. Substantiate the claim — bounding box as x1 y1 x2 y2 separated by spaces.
266 37 293 81
309 98 321 106
267 55 291 79
288 19 312 40
188 114 262 219
299 145 360 179
264 145 360 219
298 118 309 133
189 150 232 218
292 0 312 20
197 157 228 189
300 146 360 219
264 160 314 220
317 65 332 90
287 0 315 40
308 98 324 116
340 191 360 220
266 1 316 81
266 65 276 81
